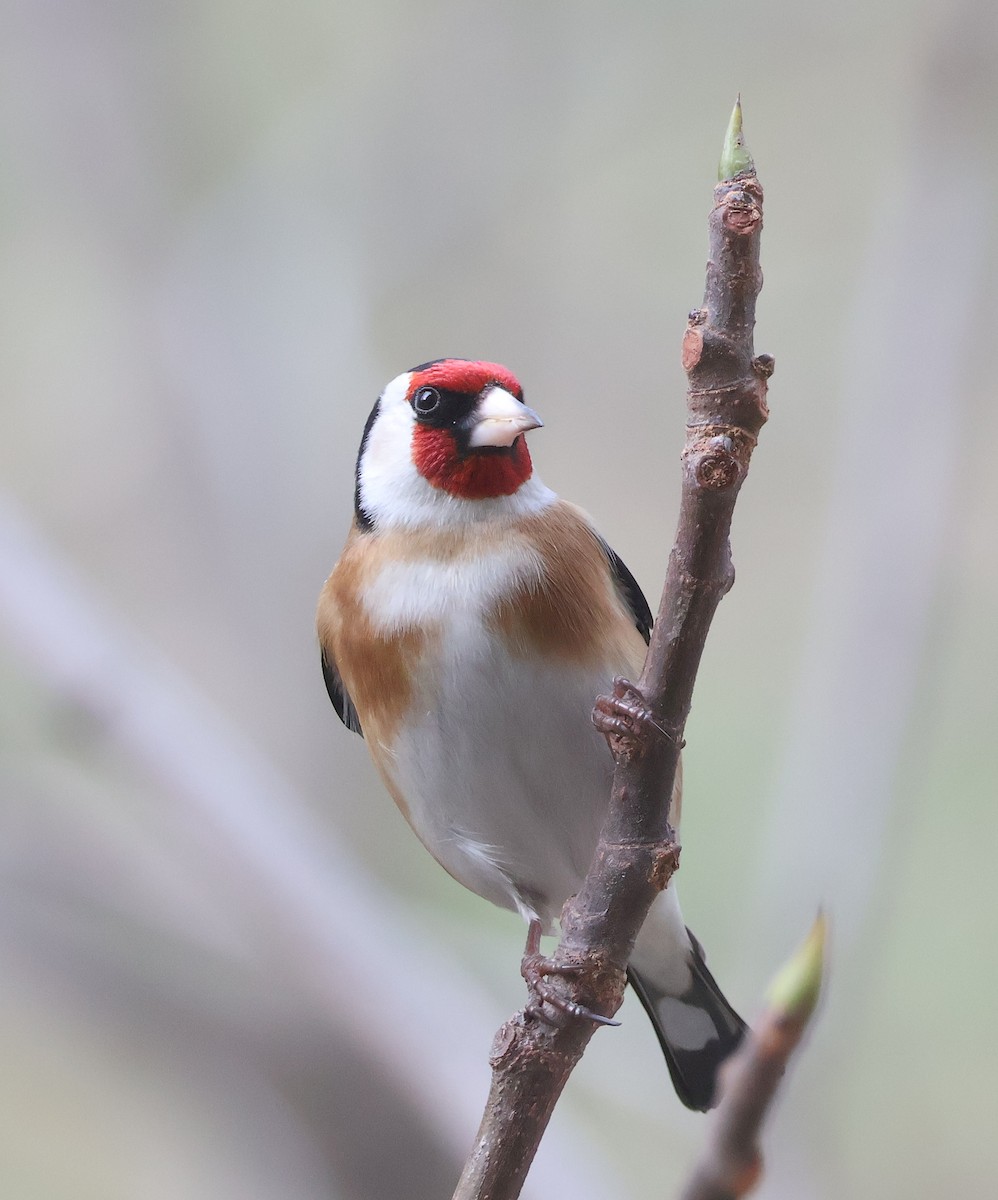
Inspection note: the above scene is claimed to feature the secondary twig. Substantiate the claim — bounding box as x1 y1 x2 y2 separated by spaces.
680 915 826 1200
452 101 772 1200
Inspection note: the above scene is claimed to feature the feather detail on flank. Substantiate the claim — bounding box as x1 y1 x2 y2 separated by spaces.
317 529 431 754
488 501 647 670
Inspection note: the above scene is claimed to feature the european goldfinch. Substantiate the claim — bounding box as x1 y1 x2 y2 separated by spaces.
317 359 744 1110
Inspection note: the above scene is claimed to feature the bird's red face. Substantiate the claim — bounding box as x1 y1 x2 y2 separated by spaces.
354 359 548 533
405 359 543 500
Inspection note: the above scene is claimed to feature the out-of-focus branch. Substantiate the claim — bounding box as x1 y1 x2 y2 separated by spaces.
680 916 826 1200
453 99 772 1200
748 0 992 959
0 493 619 1200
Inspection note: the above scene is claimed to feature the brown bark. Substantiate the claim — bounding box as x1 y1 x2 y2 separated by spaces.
452 162 770 1200
678 1009 812 1200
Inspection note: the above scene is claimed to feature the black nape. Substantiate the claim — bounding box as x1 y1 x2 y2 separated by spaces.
353 399 380 531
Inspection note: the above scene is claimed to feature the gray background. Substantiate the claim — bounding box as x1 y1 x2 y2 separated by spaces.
2 1 996 1197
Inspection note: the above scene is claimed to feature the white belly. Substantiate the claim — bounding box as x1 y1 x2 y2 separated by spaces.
393 624 619 927
357 530 642 927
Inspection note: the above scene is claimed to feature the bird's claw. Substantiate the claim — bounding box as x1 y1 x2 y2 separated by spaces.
592 677 683 760
520 919 620 1028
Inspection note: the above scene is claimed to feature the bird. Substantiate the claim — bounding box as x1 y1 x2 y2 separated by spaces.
316 358 745 1110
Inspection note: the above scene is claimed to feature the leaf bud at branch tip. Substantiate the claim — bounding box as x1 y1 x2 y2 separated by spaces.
766 910 826 1024
718 94 755 182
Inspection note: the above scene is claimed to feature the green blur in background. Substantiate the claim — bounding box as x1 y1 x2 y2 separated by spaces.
1 1 997 1197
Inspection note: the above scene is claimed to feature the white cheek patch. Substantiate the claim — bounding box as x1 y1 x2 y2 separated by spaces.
357 371 557 532
361 543 543 634
358 374 429 526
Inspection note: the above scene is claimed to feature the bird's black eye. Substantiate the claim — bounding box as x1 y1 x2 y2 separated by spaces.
413 386 441 416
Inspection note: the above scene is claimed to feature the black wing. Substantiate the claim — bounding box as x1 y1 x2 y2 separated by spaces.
320 646 364 737
599 539 653 646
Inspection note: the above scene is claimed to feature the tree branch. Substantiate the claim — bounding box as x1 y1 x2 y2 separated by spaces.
453 100 772 1200
680 915 826 1200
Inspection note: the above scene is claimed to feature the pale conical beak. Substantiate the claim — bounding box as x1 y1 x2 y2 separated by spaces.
467 387 544 448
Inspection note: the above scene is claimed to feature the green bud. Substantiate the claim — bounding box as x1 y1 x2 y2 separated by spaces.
766 911 826 1023
718 94 755 181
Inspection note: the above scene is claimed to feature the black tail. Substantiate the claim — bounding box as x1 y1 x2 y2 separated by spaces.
628 932 746 1112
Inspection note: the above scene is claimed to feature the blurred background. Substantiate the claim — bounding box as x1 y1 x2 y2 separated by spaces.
2 1 997 1197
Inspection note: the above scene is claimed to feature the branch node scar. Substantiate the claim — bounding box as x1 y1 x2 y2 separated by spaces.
650 841 682 891
488 1021 519 1067
695 450 740 491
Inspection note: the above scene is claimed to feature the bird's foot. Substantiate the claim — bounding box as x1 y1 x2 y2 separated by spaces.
520 918 620 1028
592 676 683 760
